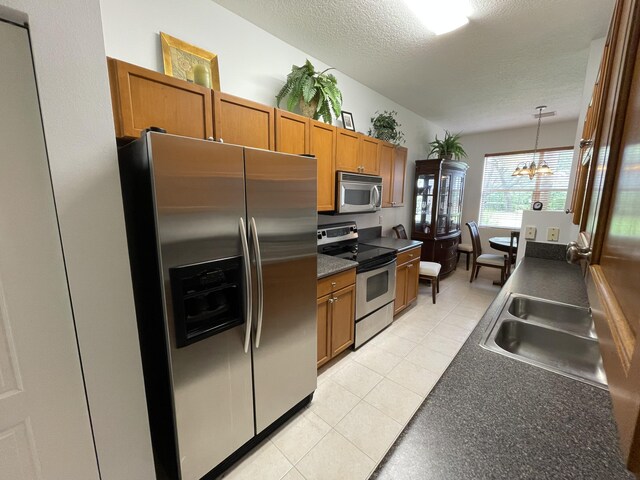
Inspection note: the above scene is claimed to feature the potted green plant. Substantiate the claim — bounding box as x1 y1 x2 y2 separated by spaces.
275 59 343 124
368 110 405 146
428 131 467 160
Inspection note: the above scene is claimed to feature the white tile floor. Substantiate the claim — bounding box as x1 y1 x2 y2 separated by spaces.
222 263 500 480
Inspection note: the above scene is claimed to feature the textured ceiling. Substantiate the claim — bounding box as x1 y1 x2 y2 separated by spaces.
212 0 615 134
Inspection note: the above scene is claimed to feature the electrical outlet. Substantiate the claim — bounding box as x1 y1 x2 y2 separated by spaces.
525 225 537 240
547 227 560 242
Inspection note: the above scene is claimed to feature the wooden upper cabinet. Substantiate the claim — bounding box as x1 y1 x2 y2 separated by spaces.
107 57 213 140
213 91 274 150
310 120 336 212
358 134 380 174
380 144 407 208
275 109 309 154
379 142 394 207
335 128 360 172
575 0 640 474
392 146 408 207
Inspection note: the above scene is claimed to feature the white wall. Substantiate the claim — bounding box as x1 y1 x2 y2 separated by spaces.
0 2 155 479
516 210 580 264
459 119 579 254
99 0 444 237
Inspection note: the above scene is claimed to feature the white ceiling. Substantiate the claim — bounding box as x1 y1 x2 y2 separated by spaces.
212 0 615 134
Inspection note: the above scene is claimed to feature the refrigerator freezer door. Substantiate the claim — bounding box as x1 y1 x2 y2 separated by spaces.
148 134 255 480
245 148 318 433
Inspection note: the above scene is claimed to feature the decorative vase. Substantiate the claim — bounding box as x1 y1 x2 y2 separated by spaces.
298 98 318 118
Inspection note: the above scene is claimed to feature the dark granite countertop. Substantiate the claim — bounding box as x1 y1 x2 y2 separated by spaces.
373 257 632 479
361 237 423 253
317 254 357 279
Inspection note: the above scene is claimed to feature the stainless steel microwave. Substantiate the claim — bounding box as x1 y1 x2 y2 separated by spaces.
336 171 383 214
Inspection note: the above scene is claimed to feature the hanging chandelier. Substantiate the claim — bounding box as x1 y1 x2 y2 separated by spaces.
512 105 554 179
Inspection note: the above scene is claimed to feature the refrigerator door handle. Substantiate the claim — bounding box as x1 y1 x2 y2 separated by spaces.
250 217 264 348
239 217 253 353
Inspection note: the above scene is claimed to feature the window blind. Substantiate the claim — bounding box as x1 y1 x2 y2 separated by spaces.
478 147 574 228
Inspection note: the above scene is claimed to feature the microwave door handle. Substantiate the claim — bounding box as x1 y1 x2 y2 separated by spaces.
250 217 264 348
372 185 380 208
239 218 252 353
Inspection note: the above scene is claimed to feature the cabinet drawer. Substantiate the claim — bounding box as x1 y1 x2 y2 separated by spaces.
318 268 356 298
397 246 421 266
438 237 459 251
442 255 458 274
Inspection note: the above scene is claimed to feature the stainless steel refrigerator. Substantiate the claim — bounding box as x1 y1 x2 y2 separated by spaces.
118 132 317 480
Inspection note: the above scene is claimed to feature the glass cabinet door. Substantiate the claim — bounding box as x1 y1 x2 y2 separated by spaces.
448 174 464 234
414 173 435 235
437 174 451 235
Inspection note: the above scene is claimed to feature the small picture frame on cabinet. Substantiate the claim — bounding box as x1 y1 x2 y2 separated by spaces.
341 111 355 131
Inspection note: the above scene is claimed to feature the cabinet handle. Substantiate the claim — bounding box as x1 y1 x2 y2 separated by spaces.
333 297 338 302
328 298 334 304
331 281 337 287
408 253 413 257
407 264 412 269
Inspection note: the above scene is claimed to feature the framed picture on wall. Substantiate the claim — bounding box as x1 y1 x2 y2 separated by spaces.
160 32 221 90
341 111 355 131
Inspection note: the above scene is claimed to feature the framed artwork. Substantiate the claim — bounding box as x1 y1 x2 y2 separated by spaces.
341 111 355 131
160 32 220 90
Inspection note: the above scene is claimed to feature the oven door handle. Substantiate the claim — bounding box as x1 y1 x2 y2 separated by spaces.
239 217 252 354
358 257 396 273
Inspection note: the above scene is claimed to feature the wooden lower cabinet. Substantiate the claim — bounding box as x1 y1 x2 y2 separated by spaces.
394 247 421 314
317 269 356 368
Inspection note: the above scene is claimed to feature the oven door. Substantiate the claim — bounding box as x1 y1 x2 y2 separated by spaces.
337 179 382 213
356 258 396 320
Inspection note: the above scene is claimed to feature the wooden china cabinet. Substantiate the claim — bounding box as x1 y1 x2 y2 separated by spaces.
411 159 468 276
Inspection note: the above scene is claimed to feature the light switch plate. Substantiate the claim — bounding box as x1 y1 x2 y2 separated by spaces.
547 227 560 242
525 225 537 240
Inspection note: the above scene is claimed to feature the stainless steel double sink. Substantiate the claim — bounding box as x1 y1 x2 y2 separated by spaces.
480 293 607 389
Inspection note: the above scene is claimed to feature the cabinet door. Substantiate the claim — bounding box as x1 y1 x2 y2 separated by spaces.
331 285 355 357
275 109 309 154
213 91 274 149
317 294 331 367
406 259 420 306
578 0 640 471
107 57 213 140
394 263 408 314
448 173 464 234
310 120 337 212
379 142 394 207
414 173 436 237
437 174 451 235
392 147 407 207
335 128 359 172
359 134 380 174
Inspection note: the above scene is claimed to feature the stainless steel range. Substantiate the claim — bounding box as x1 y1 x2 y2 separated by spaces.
318 222 396 348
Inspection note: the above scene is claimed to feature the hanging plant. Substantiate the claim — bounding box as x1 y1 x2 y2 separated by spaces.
428 131 467 160
368 110 405 146
275 59 343 124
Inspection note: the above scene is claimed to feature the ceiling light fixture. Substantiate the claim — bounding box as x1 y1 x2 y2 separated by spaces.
403 0 470 35
512 106 554 180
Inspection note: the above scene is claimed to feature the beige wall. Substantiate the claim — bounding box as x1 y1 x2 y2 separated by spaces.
0 2 155 479
459 119 579 254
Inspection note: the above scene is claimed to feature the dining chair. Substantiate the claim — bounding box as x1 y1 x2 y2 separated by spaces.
457 243 473 271
465 221 507 284
506 230 520 277
393 224 441 304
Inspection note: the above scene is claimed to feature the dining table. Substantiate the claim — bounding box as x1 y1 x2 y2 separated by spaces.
488 236 518 253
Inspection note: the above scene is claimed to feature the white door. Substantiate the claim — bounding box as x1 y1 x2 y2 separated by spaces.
0 19 100 479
